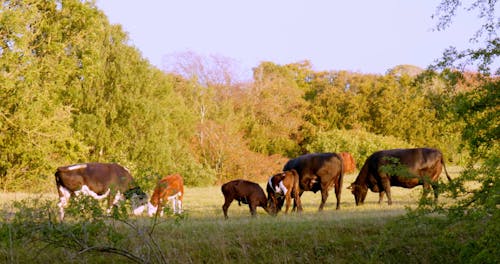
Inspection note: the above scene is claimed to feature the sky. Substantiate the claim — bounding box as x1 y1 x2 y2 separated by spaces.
95 1 483 80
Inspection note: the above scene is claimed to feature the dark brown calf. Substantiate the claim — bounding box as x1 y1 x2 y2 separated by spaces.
267 169 302 214
221 179 270 219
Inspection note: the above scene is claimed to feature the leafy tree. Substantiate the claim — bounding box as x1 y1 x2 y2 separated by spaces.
245 61 308 156
432 0 499 213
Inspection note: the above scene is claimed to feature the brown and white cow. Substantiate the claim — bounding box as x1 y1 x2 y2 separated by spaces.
283 153 344 211
339 152 357 174
221 179 271 219
266 169 302 214
55 162 148 221
348 148 452 205
147 174 184 216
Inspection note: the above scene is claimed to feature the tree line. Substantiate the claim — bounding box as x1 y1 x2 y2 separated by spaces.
0 0 488 192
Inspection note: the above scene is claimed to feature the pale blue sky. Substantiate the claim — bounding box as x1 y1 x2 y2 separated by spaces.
95 1 482 80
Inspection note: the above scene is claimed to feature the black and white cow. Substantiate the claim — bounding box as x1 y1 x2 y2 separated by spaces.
55 162 148 220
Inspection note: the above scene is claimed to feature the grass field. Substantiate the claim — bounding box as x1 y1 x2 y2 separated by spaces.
0 167 473 263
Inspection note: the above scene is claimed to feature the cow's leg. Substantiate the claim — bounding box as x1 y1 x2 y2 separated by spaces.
378 192 385 204
319 188 329 211
222 197 233 219
284 193 292 214
381 179 392 205
431 182 439 201
334 180 342 210
176 196 183 214
57 186 71 221
422 181 434 202
107 191 123 214
249 202 258 217
294 189 303 212
293 190 304 212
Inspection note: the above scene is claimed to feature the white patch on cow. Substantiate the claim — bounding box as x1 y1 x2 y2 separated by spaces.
130 193 147 215
67 164 87 170
278 181 288 195
177 200 183 214
112 191 123 205
58 186 71 220
147 202 158 217
75 185 110 199
133 204 146 215
268 176 274 190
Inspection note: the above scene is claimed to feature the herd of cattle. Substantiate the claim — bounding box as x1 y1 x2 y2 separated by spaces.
55 147 451 220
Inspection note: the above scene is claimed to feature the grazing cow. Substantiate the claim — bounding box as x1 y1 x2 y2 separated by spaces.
221 179 271 219
283 153 344 211
348 148 452 206
266 169 302 214
55 162 148 221
147 174 184 216
339 152 357 174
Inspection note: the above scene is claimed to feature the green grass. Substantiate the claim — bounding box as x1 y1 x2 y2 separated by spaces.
1 167 482 264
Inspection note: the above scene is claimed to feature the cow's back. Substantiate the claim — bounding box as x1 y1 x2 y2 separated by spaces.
222 179 266 200
56 163 133 194
151 174 184 204
284 153 343 191
372 148 443 175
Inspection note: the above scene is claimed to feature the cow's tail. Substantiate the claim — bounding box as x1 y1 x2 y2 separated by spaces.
441 157 452 182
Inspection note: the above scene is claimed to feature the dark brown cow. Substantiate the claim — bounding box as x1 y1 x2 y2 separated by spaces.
266 169 302 214
221 179 271 219
55 162 148 221
348 148 452 205
147 174 184 216
283 153 344 211
339 152 357 174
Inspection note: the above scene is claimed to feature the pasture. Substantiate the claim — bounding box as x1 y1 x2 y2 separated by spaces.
0 168 466 263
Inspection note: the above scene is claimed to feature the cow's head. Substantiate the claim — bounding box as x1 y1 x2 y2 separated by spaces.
125 187 149 215
348 183 367 206
266 195 282 216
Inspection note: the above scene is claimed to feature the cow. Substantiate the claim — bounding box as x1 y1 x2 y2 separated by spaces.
283 153 344 211
348 148 452 206
266 169 302 214
221 179 271 219
55 162 148 221
339 152 357 174
147 174 184 216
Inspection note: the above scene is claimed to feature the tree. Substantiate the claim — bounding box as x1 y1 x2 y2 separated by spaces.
433 0 499 75
432 0 499 212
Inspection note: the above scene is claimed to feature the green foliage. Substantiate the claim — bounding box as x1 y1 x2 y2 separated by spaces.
304 129 413 164
0 0 484 192
1 197 170 263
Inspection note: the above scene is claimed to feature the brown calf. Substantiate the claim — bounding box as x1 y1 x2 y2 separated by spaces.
147 174 184 216
221 179 270 219
267 169 302 214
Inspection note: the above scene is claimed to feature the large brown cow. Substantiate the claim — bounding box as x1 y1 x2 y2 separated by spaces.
266 169 302 214
348 148 452 205
283 153 344 211
221 179 271 219
55 162 148 221
339 152 357 174
147 174 184 216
